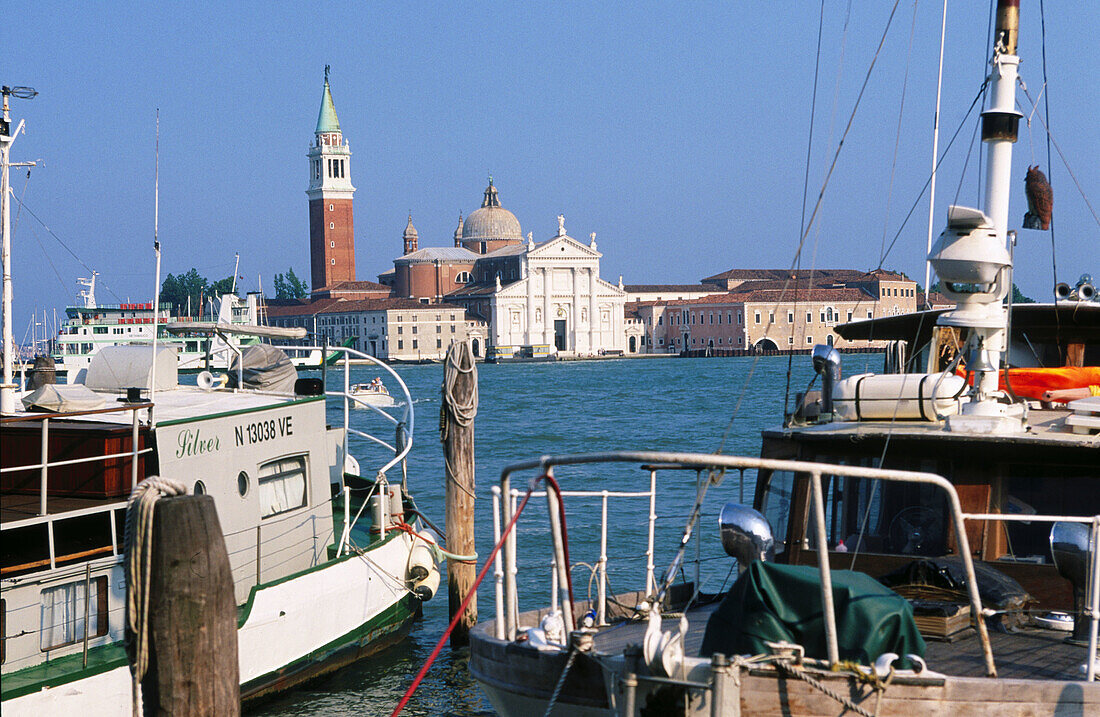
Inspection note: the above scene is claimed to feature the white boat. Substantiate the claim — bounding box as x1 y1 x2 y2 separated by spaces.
50 275 269 378
350 379 398 408
0 97 443 713
466 2 1100 714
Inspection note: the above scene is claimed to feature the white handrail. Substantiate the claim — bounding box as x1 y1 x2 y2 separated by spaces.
274 343 414 481
496 451 998 678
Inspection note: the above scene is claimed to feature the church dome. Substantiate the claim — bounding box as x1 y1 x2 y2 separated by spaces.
461 180 522 245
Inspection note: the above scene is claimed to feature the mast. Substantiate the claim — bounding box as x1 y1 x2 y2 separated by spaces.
1 85 37 414
923 0 949 308
927 0 1023 432
982 0 1021 242
150 110 162 413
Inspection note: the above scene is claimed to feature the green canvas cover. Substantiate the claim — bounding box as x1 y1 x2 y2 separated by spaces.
700 562 925 667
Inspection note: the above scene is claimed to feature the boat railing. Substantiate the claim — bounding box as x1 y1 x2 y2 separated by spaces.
497 451 1026 680
959 510 1100 681
0 402 153 519
491 482 660 635
271 343 415 483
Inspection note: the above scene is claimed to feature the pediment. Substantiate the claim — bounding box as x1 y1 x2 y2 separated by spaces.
529 235 601 260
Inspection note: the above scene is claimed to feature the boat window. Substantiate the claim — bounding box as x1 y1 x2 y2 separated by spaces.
811 475 947 556
760 470 794 552
194 480 206 495
258 456 308 518
39 576 108 651
999 466 1099 564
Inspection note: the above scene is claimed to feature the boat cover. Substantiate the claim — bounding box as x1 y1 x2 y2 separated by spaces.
21 383 107 412
699 562 925 667
227 344 297 394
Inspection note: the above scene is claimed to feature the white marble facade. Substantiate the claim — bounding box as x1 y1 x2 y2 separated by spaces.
489 219 626 355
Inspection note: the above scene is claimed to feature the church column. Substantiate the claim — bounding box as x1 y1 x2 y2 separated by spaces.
588 268 598 352
526 258 536 345
543 268 553 346
571 267 581 352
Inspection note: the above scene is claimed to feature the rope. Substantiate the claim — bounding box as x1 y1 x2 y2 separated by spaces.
388 476 542 717
124 475 186 717
777 661 877 717
440 342 478 499
392 522 478 562
543 647 579 717
440 343 478 433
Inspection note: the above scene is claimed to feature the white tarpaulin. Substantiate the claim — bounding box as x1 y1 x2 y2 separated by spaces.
84 345 178 392
22 383 107 413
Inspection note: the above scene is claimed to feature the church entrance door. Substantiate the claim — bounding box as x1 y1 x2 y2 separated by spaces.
554 320 567 351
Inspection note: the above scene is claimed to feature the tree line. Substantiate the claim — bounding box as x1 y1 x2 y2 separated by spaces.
160 267 308 316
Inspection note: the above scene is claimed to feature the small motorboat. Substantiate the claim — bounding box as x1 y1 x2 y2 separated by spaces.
350 379 397 408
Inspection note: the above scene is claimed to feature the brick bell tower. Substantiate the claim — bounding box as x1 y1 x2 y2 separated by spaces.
307 66 356 293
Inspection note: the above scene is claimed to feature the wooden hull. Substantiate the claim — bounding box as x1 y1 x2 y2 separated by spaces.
469 618 1100 717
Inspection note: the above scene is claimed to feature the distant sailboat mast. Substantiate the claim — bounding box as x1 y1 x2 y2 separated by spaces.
924 0 949 308
149 110 162 417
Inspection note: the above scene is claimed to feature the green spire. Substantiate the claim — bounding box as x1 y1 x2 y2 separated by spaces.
316 65 340 134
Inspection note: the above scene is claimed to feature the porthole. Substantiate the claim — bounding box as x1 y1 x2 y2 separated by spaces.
237 471 250 497
194 480 207 495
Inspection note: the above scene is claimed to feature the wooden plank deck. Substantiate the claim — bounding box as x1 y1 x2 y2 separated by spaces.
588 601 1090 682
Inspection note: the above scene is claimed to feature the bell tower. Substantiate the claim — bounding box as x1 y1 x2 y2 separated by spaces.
307 66 356 293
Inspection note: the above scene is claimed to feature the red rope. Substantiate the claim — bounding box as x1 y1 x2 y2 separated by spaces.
543 472 577 631
391 522 476 563
388 479 541 717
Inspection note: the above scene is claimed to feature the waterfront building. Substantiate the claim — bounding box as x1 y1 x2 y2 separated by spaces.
632 269 921 353
265 298 486 361
623 284 726 303
386 181 627 357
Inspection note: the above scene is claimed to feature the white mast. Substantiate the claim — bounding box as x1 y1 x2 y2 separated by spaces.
78 271 98 309
1 85 37 414
149 110 162 412
928 0 1023 432
923 0 949 308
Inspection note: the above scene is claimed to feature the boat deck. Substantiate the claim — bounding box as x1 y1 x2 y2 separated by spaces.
585 600 1090 682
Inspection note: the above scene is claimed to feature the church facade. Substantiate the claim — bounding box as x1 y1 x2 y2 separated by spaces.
388 181 627 357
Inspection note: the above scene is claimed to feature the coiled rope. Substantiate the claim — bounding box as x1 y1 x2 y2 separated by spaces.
440 342 478 499
440 343 478 432
124 475 186 717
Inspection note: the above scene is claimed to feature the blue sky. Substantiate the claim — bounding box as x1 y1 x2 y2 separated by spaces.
7 2 1098 336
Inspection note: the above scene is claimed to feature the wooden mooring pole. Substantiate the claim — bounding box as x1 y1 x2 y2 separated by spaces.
441 341 478 646
141 494 239 715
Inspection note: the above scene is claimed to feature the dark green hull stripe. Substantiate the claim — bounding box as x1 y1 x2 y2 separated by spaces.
3 533 413 703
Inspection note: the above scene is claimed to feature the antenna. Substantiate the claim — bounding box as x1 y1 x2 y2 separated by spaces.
231 251 240 294
149 110 162 419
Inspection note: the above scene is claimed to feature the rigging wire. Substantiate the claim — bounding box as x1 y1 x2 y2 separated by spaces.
878 1 920 270
11 197 125 303
1016 86 1100 232
783 0 828 417
720 0 900 453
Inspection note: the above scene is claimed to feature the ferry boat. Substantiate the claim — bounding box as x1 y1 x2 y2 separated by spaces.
51 273 267 379
465 2 1100 714
0 98 442 713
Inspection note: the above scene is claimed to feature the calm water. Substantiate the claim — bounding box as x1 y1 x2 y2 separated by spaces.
255 353 882 716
